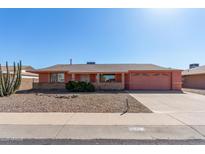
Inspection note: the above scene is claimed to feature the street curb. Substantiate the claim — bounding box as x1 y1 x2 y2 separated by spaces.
0 138 205 145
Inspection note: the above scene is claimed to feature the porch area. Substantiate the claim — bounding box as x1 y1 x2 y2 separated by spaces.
33 72 125 90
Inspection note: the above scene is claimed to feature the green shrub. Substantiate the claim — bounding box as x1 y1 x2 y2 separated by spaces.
65 81 95 92
86 82 95 92
65 81 76 90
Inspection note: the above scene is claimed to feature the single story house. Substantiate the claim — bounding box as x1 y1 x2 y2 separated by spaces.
182 65 205 89
28 64 182 90
1 66 38 90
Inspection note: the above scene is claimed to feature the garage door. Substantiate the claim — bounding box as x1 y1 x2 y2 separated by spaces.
129 72 171 90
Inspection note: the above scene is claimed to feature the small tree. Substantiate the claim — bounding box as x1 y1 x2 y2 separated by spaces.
0 61 22 97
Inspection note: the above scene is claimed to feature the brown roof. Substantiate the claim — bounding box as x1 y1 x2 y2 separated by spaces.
21 72 39 77
182 65 205 76
29 64 180 73
1 65 38 77
0 65 35 72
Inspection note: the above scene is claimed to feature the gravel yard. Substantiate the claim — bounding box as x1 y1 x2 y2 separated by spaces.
0 90 151 113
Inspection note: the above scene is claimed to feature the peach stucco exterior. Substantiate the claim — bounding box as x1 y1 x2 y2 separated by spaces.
39 73 50 83
183 74 205 89
36 70 182 90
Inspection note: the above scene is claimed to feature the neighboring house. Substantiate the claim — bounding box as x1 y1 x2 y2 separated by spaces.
182 65 205 89
28 63 182 90
1 66 39 90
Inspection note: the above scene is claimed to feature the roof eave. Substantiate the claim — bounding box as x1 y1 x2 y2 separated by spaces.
182 72 205 76
26 70 68 73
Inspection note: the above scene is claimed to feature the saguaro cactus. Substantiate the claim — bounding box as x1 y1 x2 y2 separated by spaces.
0 61 22 97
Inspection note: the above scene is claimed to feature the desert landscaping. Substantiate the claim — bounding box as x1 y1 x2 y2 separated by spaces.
0 90 152 113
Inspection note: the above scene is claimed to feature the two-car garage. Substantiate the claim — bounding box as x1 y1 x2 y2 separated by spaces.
128 72 171 90
127 71 181 90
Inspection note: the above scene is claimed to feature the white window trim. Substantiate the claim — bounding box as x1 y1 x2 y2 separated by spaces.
50 72 65 83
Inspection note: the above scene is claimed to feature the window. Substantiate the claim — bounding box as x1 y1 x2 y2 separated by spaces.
100 74 116 82
50 73 65 83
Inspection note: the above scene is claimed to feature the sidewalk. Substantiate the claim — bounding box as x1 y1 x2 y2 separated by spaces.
0 113 205 142
0 113 183 125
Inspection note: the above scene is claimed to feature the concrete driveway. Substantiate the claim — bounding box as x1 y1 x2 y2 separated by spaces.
129 91 205 113
129 91 205 139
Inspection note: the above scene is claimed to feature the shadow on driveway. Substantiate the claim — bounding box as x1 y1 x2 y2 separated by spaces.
128 90 185 94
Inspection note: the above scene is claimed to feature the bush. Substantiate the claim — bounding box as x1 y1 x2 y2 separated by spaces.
65 81 95 92
86 82 95 92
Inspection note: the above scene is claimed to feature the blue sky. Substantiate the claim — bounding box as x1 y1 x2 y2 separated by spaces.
0 9 205 69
